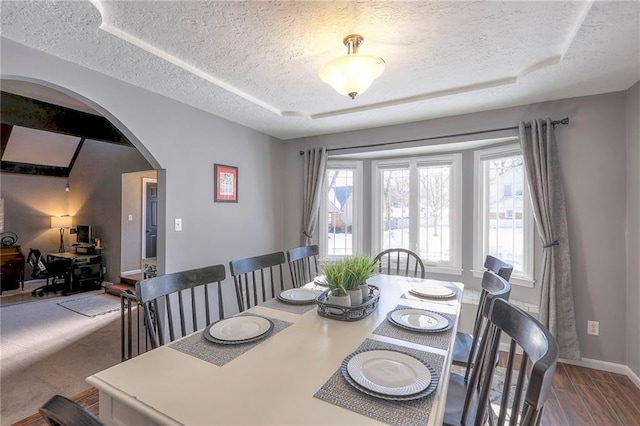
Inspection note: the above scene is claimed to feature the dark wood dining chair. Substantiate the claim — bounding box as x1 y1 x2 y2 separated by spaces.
136 264 227 349
229 251 286 312
444 297 558 426
484 254 514 281
287 244 319 288
373 248 425 278
452 256 513 369
39 394 104 426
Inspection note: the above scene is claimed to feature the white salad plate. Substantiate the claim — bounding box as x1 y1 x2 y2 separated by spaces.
277 288 320 304
389 308 450 331
346 350 431 396
409 280 455 298
208 316 273 342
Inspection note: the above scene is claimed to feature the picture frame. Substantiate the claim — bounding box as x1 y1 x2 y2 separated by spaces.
214 164 238 203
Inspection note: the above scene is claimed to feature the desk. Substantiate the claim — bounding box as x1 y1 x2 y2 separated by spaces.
0 245 25 294
87 275 463 425
48 252 103 295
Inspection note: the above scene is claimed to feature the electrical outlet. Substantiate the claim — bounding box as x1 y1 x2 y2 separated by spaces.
587 320 599 336
128 214 133 221
175 218 182 231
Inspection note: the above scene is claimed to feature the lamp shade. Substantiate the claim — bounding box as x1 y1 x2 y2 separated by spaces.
51 215 73 229
319 54 385 99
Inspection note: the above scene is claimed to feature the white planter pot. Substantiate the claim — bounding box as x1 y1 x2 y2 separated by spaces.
347 289 363 306
327 292 351 314
359 283 370 301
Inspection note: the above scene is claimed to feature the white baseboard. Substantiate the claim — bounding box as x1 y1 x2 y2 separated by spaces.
121 269 142 276
497 343 640 389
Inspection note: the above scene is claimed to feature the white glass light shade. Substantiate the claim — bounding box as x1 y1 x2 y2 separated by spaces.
319 54 385 99
51 215 72 229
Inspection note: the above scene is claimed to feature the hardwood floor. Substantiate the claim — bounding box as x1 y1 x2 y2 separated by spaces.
11 387 99 426
542 362 640 426
11 362 640 425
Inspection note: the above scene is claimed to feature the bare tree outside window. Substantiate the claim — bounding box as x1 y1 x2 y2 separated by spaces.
381 169 410 250
325 169 354 256
419 165 451 263
485 155 525 272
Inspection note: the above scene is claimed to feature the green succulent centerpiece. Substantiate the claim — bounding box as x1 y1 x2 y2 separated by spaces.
322 260 348 297
342 255 377 292
321 255 377 308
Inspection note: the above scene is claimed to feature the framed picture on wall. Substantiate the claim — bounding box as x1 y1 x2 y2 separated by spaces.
214 164 238 202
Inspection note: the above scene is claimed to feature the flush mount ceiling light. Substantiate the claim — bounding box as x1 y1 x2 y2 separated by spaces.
319 34 385 100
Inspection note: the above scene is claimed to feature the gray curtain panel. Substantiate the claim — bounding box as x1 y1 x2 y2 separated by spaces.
519 118 580 360
302 147 328 245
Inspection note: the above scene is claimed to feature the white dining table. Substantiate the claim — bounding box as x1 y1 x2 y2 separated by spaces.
87 274 463 425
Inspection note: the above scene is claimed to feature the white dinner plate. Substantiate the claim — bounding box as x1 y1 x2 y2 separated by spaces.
277 288 320 304
389 308 449 331
409 280 455 298
313 275 328 286
346 350 431 396
208 316 273 342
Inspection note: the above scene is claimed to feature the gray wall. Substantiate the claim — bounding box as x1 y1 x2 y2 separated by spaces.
626 81 640 377
0 139 152 282
2 39 285 316
121 170 157 273
283 90 634 365
3 37 637 368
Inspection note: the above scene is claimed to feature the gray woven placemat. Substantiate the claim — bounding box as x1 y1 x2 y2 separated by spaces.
400 283 459 303
314 338 445 426
373 305 456 350
260 297 317 315
169 314 292 366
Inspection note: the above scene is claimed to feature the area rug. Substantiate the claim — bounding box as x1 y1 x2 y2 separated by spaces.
452 364 527 421
56 293 121 317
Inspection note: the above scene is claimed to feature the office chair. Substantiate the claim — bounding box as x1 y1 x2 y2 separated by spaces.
26 248 69 297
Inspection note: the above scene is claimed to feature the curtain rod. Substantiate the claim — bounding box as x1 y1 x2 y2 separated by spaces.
299 117 569 155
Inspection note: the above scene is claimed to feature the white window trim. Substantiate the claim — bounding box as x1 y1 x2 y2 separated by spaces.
372 154 463 275
472 143 535 287
319 160 363 260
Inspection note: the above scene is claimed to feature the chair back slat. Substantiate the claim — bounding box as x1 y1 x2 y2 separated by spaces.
230 251 286 311
461 298 558 426
287 245 319 287
463 271 511 382
373 248 425 279
136 264 227 349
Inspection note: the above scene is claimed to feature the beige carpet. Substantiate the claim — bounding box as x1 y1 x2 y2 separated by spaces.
0 290 122 425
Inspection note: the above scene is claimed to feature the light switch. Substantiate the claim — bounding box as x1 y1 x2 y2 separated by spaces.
175 218 182 231
128 214 133 221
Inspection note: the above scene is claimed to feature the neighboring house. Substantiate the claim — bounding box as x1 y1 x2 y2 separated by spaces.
488 164 526 227
328 186 353 233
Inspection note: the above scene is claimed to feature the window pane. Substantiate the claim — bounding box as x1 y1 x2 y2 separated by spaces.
418 165 451 262
381 168 410 250
485 155 525 272
326 169 353 256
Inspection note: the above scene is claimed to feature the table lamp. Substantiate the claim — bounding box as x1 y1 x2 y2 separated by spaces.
51 215 73 252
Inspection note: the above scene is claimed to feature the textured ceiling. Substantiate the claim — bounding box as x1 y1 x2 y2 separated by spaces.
1 1 638 140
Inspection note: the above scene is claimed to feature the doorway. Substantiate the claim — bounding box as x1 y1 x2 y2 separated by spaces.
141 177 158 278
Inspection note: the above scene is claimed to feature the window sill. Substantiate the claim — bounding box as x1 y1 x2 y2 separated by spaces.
424 266 463 276
462 289 539 315
470 269 535 288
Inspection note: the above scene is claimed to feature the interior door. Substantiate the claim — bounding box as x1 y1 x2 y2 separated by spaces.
145 182 157 258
